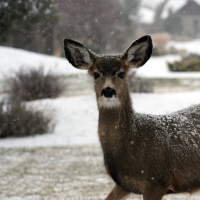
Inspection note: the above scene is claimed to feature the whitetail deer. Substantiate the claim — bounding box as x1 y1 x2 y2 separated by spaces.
64 35 200 200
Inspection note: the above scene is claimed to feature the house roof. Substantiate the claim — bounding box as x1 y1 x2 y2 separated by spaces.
178 0 200 15
142 0 200 19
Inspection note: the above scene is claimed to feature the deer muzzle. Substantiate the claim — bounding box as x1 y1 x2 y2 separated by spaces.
101 87 116 98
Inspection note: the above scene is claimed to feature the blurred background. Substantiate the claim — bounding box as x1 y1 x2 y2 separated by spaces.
2 1 200 199
1 0 200 55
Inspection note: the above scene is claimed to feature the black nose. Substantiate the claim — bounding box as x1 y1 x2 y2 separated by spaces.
101 87 116 98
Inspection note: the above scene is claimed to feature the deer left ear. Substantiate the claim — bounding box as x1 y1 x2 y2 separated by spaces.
64 39 96 70
122 35 153 68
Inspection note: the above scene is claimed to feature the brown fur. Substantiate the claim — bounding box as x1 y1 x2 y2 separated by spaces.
64 35 200 200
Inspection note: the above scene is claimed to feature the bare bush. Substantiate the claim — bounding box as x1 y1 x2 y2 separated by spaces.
0 100 54 138
128 71 154 93
6 67 65 101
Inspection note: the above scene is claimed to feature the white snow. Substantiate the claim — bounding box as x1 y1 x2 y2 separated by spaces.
2 45 200 80
138 7 155 24
160 0 186 19
136 55 200 78
0 46 86 80
168 39 200 55
1 91 200 148
1 43 200 148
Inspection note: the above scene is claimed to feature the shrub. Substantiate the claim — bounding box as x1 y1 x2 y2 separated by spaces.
128 71 154 93
0 100 54 138
168 54 200 72
6 67 65 101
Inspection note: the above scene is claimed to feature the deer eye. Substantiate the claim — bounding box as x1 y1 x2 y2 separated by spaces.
93 72 100 79
118 72 125 79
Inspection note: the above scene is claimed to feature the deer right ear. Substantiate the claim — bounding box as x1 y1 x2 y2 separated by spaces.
122 35 153 68
64 39 95 70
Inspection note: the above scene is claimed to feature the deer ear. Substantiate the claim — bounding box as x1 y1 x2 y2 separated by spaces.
122 35 153 68
64 39 95 70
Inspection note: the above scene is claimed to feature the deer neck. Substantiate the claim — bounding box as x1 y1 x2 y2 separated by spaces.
98 88 136 144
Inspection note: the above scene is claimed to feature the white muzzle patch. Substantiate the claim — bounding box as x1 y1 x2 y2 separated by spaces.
98 96 121 108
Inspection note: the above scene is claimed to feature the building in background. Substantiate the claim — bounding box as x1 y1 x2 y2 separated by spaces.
139 0 200 40
178 0 200 38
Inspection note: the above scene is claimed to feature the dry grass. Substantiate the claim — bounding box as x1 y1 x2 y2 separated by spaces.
0 145 200 200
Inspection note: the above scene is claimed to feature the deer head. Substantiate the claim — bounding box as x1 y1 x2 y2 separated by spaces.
64 35 153 109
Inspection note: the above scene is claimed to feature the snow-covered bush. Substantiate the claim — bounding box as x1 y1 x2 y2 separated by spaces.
0 100 54 138
168 54 200 72
6 67 65 101
128 71 154 93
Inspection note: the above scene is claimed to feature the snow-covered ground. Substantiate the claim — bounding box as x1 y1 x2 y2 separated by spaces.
1 41 200 199
1 91 200 148
1 145 200 200
136 55 200 79
0 46 84 80
168 39 200 56
1 43 200 148
137 39 200 78
1 44 200 80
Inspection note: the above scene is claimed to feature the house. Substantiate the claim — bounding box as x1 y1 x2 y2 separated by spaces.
178 0 200 37
138 0 200 39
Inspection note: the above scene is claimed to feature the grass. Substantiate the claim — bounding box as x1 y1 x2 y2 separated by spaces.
0 145 199 200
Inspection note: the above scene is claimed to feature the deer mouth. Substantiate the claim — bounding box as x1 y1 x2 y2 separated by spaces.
98 95 121 108
98 88 120 108
98 87 121 108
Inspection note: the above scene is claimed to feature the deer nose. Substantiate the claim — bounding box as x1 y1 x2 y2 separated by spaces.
101 87 116 98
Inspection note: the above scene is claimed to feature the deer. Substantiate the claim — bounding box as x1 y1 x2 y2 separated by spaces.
63 35 200 200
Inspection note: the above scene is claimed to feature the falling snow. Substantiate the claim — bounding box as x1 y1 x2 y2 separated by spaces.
1 44 200 199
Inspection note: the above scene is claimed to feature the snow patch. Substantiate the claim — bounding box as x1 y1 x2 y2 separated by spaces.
0 91 200 148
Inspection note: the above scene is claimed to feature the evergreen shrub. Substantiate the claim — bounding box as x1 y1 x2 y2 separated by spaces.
168 54 200 72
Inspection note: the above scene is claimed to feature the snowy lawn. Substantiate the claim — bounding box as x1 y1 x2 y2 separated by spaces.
1 91 200 148
1 45 200 199
0 46 84 80
1 91 200 199
0 145 200 200
168 39 200 56
1 45 200 81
